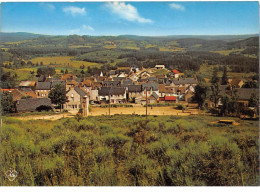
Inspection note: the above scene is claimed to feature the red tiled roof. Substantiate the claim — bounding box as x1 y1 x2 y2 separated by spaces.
1 89 15 92
165 96 177 101
172 70 179 74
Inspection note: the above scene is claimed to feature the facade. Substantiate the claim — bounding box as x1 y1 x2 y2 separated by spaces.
35 82 51 98
64 87 88 110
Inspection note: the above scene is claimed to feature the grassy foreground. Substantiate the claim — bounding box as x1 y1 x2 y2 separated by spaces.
1 115 259 186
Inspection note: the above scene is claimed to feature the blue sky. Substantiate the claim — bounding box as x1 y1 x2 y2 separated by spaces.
1 1 259 36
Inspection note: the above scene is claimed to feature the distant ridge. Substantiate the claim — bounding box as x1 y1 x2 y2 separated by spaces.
119 34 259 41
0 32 258 44
0 32 50 43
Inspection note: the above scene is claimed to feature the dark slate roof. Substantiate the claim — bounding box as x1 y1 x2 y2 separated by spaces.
112 77 125 81
178 78 197 85
102 81 121 87
16 98 52 112
148 77 157 82
165 80 171 86
115 69 130 74
74 87 87 97
122 79 133 87
51 80 66 88
98 87 125 96
235 88 259 100
75 78 83 83
151 92 159 100
128 85 142 92
38 75 46 82
142 82 159 91
35 82 51 90
109 70 116 76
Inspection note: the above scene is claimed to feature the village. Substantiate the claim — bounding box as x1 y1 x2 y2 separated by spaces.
1 64 258 118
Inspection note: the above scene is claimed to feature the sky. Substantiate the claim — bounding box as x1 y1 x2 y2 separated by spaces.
1 1 259 36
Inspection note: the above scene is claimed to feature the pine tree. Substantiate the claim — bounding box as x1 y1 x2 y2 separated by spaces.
221 66 228 85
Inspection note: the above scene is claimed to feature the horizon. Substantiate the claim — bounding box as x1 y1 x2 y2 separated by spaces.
1 31 259 37
1 2 259 36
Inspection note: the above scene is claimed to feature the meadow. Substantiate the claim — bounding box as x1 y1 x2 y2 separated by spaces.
1 115 258 186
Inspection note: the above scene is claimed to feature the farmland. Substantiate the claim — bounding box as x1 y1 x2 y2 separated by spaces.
1 115 258 186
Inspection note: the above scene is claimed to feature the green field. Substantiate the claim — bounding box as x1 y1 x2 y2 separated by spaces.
1 115 258 186
29 56 100 68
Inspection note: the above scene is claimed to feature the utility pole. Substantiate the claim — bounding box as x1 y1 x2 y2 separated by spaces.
109 93 111 116
146 87 148 120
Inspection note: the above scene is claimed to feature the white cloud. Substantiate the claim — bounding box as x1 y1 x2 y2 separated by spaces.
63 6 86 16
169 3 185 11
39 3 55 11
105 2 152 23
70 25 95 35
82 25 95 31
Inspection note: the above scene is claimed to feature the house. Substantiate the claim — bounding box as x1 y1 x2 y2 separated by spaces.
16 98 53 113
98 87 126 103
159 84 175 97
172 70 180 78
61 74 77 81
139 71 151 79
230 78 244 88
128 85 143 101
35 82 51 98
102 81 121 87
64 87 88 110
164 96 177 103
235 88 259 107
155 65 165 69
11 89 37 101
142 82 159 97
66 80 80 90
19 81 36 91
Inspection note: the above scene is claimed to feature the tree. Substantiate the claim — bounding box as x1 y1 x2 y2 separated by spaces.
211 67 219 84
192 84 209 109
65 69 68 74
37 66 56 76
221 65 228 85
48 84 68 111
248 93 258 108
1 91 15 114
210 83 221 107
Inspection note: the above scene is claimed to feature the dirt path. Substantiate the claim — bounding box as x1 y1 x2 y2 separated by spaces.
12 106 200 121
90 106 199 116
13 113 74 121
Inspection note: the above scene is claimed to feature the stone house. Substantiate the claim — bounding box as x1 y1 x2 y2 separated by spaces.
64 87 88 110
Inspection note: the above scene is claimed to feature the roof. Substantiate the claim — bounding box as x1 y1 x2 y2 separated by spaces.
155 65 165 68
35 82 51 90
1 89 15 92
230 79 244 86
235 88 259 100
128 85 142 92
61 74 76 80
16 98 52 112
172 70 179 74
122 79 133 87
178 78 197 85
159 84 166 93
102 81 121 87
165 96 177 101
151 92 159 100
98 87 125 96
82 79 92 87
142 82 159 91
74 87 88 97
19 81 36 87
66 80 79 86
38 75 46 82
51 80 66 88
